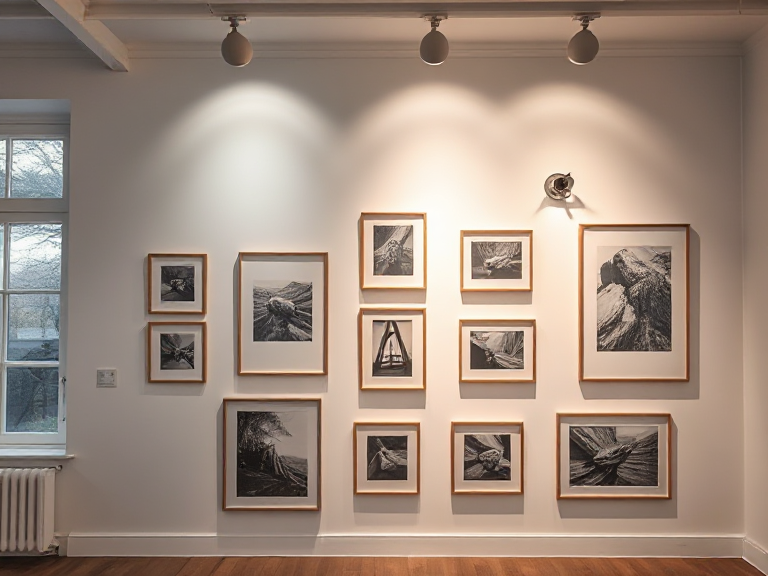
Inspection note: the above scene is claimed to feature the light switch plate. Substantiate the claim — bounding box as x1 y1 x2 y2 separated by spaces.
97 369 117 387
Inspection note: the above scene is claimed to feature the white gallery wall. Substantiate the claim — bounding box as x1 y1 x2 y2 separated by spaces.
0 50 748 556
742 30 768 573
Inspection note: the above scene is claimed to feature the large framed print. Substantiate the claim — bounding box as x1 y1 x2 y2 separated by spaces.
237 252 328 376
579 224 689 382
223 398 321 511
451 422 523 495
459 319 536 383
354 422 420 495
147 253 207 314
358 308 426 390
147 321 206 383
557 413 672 500
359 212 426 290
460 230 532 292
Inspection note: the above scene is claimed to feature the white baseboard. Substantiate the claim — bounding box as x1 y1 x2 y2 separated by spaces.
744 539 768 575
63 533 744 558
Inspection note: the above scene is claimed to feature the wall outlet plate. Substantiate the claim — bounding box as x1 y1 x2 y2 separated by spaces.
97 369 117 388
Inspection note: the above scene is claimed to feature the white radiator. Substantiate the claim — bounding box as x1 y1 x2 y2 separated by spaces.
0 468 56 554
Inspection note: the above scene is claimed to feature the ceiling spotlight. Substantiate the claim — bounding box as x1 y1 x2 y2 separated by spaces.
420 16 449 66
567 14 600 65
544 173 574 200
221 17 253 67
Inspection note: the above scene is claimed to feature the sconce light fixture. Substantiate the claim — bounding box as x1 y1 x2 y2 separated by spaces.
567 14 600 65
545 173 574 200
420 15 449 65
221 16 253 67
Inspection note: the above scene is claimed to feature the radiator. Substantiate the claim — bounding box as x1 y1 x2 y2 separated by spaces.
0 468 56 554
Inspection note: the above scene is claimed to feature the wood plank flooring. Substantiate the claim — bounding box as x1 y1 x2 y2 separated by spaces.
0 557 762 576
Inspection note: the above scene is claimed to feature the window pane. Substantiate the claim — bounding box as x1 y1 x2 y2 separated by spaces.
5 367 58 433
0 225 4 284
10 139 64 198
7 294 59 361
0 139 6 197
9 223 62 289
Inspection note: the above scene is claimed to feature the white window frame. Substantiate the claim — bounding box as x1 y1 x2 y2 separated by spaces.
0 122 68 447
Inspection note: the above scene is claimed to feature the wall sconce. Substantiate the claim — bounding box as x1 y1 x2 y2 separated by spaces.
420 15 449 65
544 173 574 200
221 16 253 67
568 14 600 65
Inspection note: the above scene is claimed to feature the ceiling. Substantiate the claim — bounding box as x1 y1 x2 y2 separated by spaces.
1 0 767 71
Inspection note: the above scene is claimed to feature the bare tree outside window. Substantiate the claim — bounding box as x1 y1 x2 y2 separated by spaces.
10 140 64 199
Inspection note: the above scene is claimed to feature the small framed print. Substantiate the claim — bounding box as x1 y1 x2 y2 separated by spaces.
223 398 321 511
147 254 207 314
460 230 532 292
237 252 328 376
358 308 426 390
359 212 426 290
451 422 523 495
459 319 536 383
147 321 206 383
579 224 689 381
354 422 420 495
557 413 672 500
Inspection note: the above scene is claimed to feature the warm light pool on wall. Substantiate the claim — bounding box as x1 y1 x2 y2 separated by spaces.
420 15 449 65
221 16 253 67
568 14 600 65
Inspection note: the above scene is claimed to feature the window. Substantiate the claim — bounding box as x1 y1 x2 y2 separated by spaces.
0 124 68 447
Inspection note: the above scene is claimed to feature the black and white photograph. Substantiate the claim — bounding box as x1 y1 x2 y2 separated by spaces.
469 330 524 370
366 435 408 481
569 425 659 487
463 434 512 481
452 422 523 494
159 333 194 370
596 246 672 352
372 320 412 377
460 320 536 383
360 213 426 290
579 225 689 381
236 410 309 498
470 241 523 280
373 225 413 276
160 265 195 302
557 413 671 499
252 280 313 342
359 308 425 390
147 254 207 314
237 253 328 376
354 422 420 494
460 231 532 292
147 321 206 383
224 398 320 510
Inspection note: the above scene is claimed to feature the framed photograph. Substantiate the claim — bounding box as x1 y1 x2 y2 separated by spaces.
223 398 321 511
451 422 524 495
579 224 690 382
237 252 328 376
459 319 535 383
358 308 426 390
359 212 426 290
354 422 420 495
557 413 672 500
460 230 532 292
147 321 206 383
147 254 207 314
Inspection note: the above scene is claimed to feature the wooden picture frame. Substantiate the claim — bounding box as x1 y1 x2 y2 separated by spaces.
147 321 206 383
579 224 690 382
358 308 426 390
557 413 672 500
223 398 321 511
237 252 328 376
460 230 532 292
147 253 207 314
451 422 524 495
354 422 420 495
359 212 426 290
459 319 536 383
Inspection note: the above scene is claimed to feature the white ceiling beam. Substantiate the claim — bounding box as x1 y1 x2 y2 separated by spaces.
36 0 129 71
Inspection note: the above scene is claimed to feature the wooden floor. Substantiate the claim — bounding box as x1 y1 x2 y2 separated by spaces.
0 557 762 576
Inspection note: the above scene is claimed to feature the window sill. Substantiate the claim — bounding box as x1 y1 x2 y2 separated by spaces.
0 448 74 468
